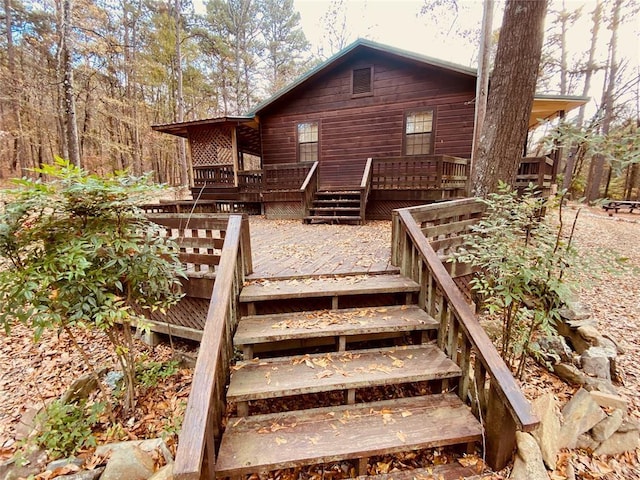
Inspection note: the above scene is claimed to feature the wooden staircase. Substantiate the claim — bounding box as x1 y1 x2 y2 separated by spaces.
304 190 364 224
214 272 485 478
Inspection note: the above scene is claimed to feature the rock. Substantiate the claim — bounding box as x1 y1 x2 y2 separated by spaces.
559 388 607 448
592 409 624 442
60 368 107 404
617 419 640 433
0 447 48 480
14 405 40 440
580 347 613 381
100 445 155 480
56 467 105 480
589 390 629 410
96 438 172 464
558 305 591 322
510 432 550 480
45 457 84 472
583 377 620 396
594 429 640 456
530 393 561 470
149 464 173 480
576 433 600 451
553 363 587 385
536 336 573 366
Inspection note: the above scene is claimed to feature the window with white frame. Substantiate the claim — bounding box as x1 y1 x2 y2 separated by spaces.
297 122 318 162
405 111 434 155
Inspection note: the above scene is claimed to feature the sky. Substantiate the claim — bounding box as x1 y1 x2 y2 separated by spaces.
292 0 640 118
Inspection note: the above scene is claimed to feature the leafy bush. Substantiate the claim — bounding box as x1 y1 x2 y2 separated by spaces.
0 159 185 412
34 400 104 459
452 183 578 378
136 359 180 388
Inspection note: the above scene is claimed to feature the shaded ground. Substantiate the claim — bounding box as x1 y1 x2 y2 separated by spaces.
1 207 639 478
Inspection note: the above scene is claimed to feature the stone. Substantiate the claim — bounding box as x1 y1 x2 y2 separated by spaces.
559 388 607 448
580 347 613 381
14 405 40 440
536 336 573 366
0 447 48 480
530 393 561 470
594 429 640 456
592 409 624 442
45 457 84 472
553 363 587 385
60 368 107 404
617 419 640 434
149 464 173 480
589 390 629 410
558 305 591 322
96 437 172 463
576 433 600 451
100 445 155 480
509 432 550 480
583 377 619 396
56 467 105 480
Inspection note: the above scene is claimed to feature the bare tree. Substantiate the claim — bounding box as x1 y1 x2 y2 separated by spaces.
59 0 81 167
471 0 548 196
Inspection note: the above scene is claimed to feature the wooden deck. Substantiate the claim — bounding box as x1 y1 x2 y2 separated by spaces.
248 217 396 278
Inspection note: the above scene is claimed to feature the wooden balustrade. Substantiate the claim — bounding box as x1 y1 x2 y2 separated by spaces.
264 162 315 191
515 156 554 195
237 170 263 192
371 155 468 192
392 202 539 470
300 161 319 217
172 214 252 480
193 165 236 187
360 158 373 222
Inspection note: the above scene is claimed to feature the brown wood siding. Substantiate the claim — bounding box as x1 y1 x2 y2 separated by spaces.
260 51 476 189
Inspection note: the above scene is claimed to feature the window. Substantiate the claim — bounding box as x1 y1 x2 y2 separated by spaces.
352 67 372 96
404 110 434 155
297 122 318 162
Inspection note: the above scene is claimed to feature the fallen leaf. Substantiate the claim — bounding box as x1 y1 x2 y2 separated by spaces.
275 437 287 445
396 431 407 442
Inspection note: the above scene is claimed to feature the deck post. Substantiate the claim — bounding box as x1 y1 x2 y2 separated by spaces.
484 383 517 470
231 127 239 187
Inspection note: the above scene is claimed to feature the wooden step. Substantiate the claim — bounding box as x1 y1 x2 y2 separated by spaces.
352 463 485 480
313 199 360 205
303 215 363 224
310 207 361 213
240 274 420 304
316 190 360 196
234 305 438 347
215 394 483 477
227 344 461 403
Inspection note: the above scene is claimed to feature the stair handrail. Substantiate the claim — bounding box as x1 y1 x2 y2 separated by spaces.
392 205 539 470
300 161 319 218
173 214 252 480
359 157 373 223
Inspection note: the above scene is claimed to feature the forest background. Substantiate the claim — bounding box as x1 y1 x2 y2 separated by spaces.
0 0 638 197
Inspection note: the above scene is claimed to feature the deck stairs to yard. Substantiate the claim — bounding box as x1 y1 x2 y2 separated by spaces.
214 271 485 479
304 190 364 225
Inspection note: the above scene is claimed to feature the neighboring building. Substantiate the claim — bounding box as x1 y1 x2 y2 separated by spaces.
153 39 586 223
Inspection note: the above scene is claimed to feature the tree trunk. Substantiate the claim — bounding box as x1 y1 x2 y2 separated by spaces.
174 0 189 186
470 0 494 174
471 0 548 197
61 0 81 167
586 0 621 202
562 1 601 192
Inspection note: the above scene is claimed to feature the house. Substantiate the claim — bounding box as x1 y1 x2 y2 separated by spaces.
152 39 587 223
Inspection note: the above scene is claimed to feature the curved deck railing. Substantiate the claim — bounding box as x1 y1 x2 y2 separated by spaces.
173 214 252 480
392 201 539 470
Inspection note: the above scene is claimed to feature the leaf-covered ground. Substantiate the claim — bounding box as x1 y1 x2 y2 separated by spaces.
1 206 639 479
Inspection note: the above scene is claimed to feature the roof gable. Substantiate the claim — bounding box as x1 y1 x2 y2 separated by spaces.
248 38 478 116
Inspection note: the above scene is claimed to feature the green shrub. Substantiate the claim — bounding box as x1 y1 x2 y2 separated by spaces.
136 359 180 388
452 183 578 379
34 400 104 459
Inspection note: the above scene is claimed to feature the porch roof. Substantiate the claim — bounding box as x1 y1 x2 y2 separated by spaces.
529 95 589 129
151 116 256 138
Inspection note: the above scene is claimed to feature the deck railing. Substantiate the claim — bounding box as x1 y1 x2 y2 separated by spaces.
300 161 319 217
173 214 252 480
264 162 315 191
360 158 374 221
237 170 263 192
392 200 539 470
193 165 236 188
515 156 554 194
371 155 468 192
